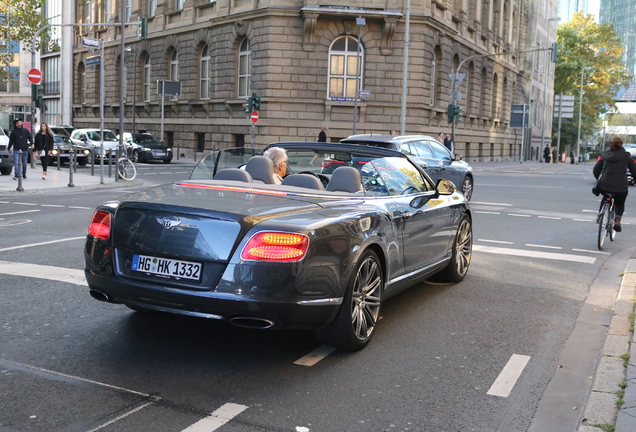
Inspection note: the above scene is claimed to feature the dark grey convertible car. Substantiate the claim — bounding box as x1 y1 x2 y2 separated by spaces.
85 142 472 350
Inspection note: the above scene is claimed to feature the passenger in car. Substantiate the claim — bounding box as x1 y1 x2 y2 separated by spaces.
263 147 288 184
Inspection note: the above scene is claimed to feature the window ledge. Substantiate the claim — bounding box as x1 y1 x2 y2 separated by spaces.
195 1 216 11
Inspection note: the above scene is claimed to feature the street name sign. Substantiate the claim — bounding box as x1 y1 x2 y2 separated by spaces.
81 37 101 48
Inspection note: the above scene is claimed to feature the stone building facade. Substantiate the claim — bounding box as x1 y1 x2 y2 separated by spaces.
70 0 556 162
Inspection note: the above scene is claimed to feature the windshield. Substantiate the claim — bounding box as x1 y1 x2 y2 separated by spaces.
87 131 118 141
133 134 161 144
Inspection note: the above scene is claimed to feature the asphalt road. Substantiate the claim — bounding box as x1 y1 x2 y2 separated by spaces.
0 161 632 432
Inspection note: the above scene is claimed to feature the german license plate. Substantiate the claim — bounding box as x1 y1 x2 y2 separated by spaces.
153 151 166 157
132 254 201 281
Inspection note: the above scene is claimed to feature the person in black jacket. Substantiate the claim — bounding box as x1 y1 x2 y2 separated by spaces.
593 137 636 232
7 119 34 179
34 123 54 179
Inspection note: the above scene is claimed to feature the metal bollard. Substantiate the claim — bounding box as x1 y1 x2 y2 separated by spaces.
68 145 75 187
108 151 113 178
91 147 95 176
16 150 24 192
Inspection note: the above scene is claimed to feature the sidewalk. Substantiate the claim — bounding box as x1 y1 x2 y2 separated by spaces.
578 258 636 432
0 163 138 195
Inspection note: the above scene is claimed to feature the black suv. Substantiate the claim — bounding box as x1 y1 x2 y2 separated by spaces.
338 134 474 200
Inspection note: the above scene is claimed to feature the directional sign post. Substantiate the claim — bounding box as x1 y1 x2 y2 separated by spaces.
27 68 41 85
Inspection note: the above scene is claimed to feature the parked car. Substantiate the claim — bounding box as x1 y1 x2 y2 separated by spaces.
627 147 636 185
119 132 173 163
49 125 71 137
50 134 91 166
0 127 13 175
70 128 119 159
339 134 474 200
86 142 472 351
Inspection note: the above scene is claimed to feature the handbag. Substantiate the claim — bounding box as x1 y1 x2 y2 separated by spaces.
592 162 605 196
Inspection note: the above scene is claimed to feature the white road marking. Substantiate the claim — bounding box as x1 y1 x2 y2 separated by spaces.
472 202 513 206
475 211 501 215
67 206 91 210
487 354 531 397
0 237 85 253
86 402 156 432
473 245 596 264
0 260 85 285
572 248 610 255
538 216 561 220
508 214 531 217
0 209 40 216
582 210 597 213
181 403 248 432
12 202 38 206
573 219 592 222
525 244 562 250
294 345 337 366
0 358 151 396
477 239 514 245
40 204 65 207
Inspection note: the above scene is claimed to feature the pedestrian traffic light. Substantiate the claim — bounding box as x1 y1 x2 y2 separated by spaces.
447 104 455 124
550 42 558 63
252 93 260 111
244 95 253 113
31 84 37 105
454 105 462 123
33 85 44 109
138 17 148 40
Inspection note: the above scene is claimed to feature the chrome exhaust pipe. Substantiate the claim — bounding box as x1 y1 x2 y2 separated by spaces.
89 289 112 303
229 316 276 329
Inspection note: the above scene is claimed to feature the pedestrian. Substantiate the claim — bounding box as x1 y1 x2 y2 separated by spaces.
552 148 558 164
570 150 576 164
593 137 636 232
318 126 328 142
543 145 551 163
444 133 453 152
390 129 399 136
438 132 445 143
7 119 34 180
34 123 54 179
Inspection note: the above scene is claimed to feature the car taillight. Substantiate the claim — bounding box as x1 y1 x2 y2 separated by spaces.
241 232 309 262
88 211 111 240
322 160 344 168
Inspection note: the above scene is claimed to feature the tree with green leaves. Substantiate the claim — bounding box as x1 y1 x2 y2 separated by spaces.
0 0 48 82
553 12 630 151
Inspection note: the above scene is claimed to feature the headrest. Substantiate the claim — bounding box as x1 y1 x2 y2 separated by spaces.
326 166 363 193
213 168 253 182
281 173 325 190
245 156 276 184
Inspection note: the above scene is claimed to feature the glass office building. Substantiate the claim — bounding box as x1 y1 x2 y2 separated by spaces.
599 0 636 82
559 0 589 22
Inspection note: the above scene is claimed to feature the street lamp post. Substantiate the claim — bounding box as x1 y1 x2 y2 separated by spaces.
352 16 365 135
576 66 592 164
125 47 137 133
541 17 560 162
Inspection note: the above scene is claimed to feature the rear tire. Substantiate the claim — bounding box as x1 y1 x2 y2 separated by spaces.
117 158 137 181
163 158 172 164
597 204 609 250
431 214 473 283
316 250 383 351
0 166 11 175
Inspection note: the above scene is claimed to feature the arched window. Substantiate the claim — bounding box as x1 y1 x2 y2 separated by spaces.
328 36 364 99
480 67 488 116
169 50 178 81
466 62 475 114
238 38 251 97
78 63 86 104
143 55 151 102
200 44 210 99
491 73 499 118
434 46 443 105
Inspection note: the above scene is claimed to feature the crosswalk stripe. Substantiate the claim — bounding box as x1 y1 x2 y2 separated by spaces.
0 260 85 285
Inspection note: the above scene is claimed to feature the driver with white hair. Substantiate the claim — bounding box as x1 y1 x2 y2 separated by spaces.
263 146 288 184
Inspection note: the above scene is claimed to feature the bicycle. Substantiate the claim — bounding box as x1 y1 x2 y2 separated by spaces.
597 192 616 250
116 142 137 181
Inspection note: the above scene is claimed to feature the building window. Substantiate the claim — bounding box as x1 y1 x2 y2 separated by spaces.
78 63 86 103
149 0 156 16
433 45 443 105
200 44 210 99
169 50 178 100
143 55 151 101
104 0 110 23
43 57 60 94
328 36 364 99
238 38 251 97
176 0 184 11
85 0 91 22
125 0 132 22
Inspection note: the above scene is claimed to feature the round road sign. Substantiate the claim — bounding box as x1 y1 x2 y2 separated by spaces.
251 110 259 124
27 68 42 85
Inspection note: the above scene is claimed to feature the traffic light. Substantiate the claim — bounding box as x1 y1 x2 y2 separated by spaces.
244 95 253 113
252 93 260 111
138 17 148 40
454 105 462 123
32 85 44 109
551 41 558 63
447 104 455 124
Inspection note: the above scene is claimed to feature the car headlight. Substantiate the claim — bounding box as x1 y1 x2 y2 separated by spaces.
167 148 172 152
83 149 90 155
52 149 59 156
143 147 152 151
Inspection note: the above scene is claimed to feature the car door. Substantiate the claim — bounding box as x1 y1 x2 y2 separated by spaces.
410 140 443 183
427 140 462 186
373 157 453 273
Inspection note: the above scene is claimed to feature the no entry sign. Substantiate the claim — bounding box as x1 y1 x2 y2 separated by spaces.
27 68 42 85
251 110 259 124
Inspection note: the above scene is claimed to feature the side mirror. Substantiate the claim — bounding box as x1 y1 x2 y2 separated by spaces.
417 161 429 169
436 178 456 196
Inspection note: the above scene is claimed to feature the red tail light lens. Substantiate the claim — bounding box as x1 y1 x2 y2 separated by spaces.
88 211 111 240
241 232 309 262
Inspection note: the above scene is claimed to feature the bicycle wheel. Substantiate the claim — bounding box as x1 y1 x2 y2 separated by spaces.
597 203 610 250
609 209 616 241
117 158 137 181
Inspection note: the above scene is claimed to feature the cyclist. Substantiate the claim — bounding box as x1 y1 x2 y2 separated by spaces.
593 137 636 232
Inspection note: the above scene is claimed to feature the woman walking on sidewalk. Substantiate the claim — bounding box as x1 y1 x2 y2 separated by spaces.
34 123 54 179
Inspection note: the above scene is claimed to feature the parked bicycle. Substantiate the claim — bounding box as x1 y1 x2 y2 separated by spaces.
116 142 137 181
597 192 616 250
